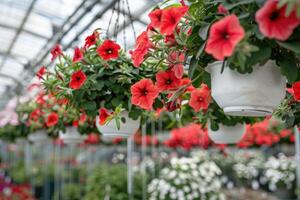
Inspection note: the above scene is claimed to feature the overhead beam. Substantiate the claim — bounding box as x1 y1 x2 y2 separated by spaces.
31 0 102 68
0 23 49 40
0 0 38 70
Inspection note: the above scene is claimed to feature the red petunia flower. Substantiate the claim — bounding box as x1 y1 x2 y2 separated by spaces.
189 84 211 112
51 44 63 61
156 70 181 91
131 31 152 67
72 47 83 63
46 112 59 127
292 81 300 101
69 70 87 90
96 40 120 60
205 15 245 60
84 32 98 48
99 108 111 125
79 113 87 125
30 109 43 121
149 9 163 29
160 6 189 35
255 0 300 41
36 66 46 79
131 79 159 110
218 4 228 14
168 51 185 78
180 78 195 92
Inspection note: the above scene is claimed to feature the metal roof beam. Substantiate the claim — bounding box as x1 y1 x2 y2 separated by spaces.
0 0 38 70
0 23 49 40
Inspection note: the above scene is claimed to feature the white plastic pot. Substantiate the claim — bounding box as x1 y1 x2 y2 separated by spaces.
207 60 286 117
59 127 87 144
208 123 246 144
96 112 140 138
27 130 50 143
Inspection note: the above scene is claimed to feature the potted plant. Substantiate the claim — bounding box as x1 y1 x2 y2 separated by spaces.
128 2 265 143
17 90 87 143
260 154 296 199
134 0 300 117
148 156 225 199
42 31 150 138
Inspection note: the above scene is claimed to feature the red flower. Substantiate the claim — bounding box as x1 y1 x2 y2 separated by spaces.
131 79 159 110
99 108 111 125
189 84 211 112
218 4 228 14
96 40 120 60
131 31 152 67
69 70 87 90
156 70 181 91
205 15 245 60
51 44 62 61
292 81 300 101
180 78 195 92
168 51 185 78
72 47 83 63
164 123 210 150
46 112 59 127
160 6 188 35
85 133 100 145
30 109 43 121
79 113 87 125
149 9 162 28
255 0 300 41
36 66 46 79
84 32 98 48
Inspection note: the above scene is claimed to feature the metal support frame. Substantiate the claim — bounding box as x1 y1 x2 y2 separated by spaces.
0 0 38 70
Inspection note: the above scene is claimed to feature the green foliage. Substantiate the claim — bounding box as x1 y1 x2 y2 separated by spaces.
84 163 146 200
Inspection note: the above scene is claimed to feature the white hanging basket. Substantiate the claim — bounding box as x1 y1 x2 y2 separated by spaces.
96 112 140 138
59 127 87 144
207 60 286 117
208 123 246 144
27 130 50 143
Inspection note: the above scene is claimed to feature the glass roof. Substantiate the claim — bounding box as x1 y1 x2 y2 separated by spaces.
0 0 157 109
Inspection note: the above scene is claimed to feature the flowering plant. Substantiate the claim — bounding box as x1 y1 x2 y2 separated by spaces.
237 118 294 148
129 1 261 130
17 91 84 136
185 0 300 83
42 31 150 128
261 154 296 191
148 156 225 200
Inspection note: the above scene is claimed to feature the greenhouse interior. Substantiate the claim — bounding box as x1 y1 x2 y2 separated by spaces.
0 0 300 199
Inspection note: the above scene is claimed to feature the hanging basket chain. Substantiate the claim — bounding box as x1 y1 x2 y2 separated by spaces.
106 0 117 38
122 0 127 51
125 0 136 40
113 0 121 41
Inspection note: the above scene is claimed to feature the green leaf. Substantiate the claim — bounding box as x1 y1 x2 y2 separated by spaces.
188 57 198 78
153 98 164 110
247 46 271 66
94 81 104 91
223 0 255 10
196 42 206 59
198 24 210 40
277 41 300 54
278 57 298 83
81 101 97 111
111 98 122 107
